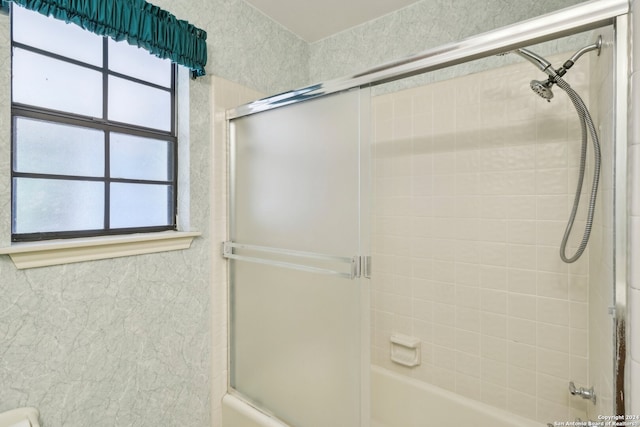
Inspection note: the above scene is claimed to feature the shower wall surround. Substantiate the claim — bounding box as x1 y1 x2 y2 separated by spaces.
0 1 305 426
370 51 609 423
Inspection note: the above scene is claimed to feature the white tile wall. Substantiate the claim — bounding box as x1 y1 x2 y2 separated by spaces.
371 51 610 423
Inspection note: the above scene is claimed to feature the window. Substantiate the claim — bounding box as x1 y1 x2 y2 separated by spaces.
10 5 177 242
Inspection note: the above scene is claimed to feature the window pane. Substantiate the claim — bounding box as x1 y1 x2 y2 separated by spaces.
12 5 103 66
108 38 172 87
110 133 172 181
14 117 104 177
108 76 171 131
13 178 104 234
110 183 173 228
12 48 103 117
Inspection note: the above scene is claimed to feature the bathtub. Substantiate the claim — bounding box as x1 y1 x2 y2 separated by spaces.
222 366 546 427
371 366 545 427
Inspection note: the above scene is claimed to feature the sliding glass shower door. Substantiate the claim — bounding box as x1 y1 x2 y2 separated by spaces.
227 88 370 427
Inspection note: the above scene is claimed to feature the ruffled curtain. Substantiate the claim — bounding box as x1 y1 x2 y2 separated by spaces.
10 0 208 76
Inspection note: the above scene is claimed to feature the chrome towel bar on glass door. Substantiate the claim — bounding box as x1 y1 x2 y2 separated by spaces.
222 241 369 279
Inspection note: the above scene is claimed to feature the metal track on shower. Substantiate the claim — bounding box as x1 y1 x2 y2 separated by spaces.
227 0 627 119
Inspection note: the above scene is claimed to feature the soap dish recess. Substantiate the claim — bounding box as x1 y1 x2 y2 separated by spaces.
390 333 421 367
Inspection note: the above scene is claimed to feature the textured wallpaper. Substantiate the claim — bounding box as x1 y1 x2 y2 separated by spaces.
153 0 309 96
0 251 212 427
0 6 216 427
308 0 587 84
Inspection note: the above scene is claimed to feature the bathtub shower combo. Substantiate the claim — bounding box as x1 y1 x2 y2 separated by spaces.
222 0 629 426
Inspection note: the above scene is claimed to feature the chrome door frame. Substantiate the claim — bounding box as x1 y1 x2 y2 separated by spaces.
228 0 627 120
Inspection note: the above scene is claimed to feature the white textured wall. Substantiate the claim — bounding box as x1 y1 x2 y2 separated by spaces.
370 50 609 423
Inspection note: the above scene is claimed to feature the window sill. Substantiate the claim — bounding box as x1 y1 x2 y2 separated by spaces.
0 231 201 269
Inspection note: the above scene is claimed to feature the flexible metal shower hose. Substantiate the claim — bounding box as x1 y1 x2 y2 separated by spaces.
554 76 601 263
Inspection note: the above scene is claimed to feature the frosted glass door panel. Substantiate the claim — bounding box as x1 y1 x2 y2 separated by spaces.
231 261 361 427
229 89 368 427
232 90 361 256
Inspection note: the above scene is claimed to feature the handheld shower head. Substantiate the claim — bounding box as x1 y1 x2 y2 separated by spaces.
498 36 602 85
499 36 602 103
530 79 554 101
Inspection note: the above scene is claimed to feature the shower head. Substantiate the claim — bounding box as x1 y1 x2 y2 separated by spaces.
498 36 602 83
497 36 601 105
530 79 554 101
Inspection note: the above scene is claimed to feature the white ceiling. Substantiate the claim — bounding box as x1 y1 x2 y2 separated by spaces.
243 0 423 43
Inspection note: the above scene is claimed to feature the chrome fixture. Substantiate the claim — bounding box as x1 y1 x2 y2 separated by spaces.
569 381 597 405
506 36 602 102
510 48 558 78
556 74 601 264
530 79 555 100
228 2 625 119
222 241 371 280
504 37 602 264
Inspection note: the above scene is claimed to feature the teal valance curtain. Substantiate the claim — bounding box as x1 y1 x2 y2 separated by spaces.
10 0 208 76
